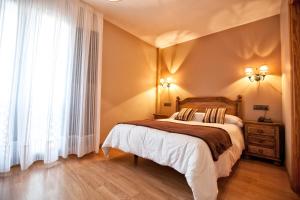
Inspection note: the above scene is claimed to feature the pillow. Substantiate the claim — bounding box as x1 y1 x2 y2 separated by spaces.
175 108 198 121
170 112 204 121
169 112 179 119
170 111 243 127
193 112 205 122
203 108 217 123
225 114 243 127
203 107 227 124
216 108 227 124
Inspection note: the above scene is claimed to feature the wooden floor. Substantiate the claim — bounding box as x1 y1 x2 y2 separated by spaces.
0 149 299 200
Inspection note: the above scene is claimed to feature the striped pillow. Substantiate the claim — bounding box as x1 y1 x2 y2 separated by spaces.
203 107 227 124
175 108 197 121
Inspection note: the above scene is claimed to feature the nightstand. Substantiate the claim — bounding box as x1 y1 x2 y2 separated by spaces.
244 121 284 165
153 113 169 119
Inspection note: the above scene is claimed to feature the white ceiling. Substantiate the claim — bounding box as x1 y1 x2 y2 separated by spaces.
85 0 281 48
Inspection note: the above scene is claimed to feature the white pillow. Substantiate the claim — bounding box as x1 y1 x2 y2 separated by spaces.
194 112 205 122
169 112 179 119
224 114 243 127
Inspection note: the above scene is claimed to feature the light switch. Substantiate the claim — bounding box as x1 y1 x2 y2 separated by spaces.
164 102 171 107
253 105 269 111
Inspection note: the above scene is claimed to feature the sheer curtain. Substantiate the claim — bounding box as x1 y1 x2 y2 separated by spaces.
0 0 103 172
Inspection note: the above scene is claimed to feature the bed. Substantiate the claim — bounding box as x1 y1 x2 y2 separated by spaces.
102 96 244 200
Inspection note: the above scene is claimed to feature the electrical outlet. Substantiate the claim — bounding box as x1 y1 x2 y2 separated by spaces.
164 102 172 107
253 105 269 111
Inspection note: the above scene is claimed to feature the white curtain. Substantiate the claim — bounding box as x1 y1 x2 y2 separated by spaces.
0 0 103 172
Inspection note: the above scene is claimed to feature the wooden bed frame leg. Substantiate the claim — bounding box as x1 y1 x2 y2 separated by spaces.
134 155 138 166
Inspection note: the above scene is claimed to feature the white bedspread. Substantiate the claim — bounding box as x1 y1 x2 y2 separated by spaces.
102 119 244 200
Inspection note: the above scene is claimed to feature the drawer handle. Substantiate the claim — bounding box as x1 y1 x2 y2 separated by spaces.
258 149 263 154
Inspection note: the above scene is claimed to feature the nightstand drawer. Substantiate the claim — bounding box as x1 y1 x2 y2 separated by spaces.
247 125 275 137
248 135 275 148
248 145 275 157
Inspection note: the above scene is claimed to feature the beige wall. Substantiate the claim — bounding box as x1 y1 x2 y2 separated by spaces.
100 20 157 143
280 0 292 176
158 16 282 123
100 15 284 148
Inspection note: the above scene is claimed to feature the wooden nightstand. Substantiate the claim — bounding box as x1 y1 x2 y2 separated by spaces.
153 113 169 119
244 121 284 165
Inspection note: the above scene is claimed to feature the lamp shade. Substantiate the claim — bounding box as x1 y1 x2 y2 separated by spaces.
259 65 269 74
245 67 253 76
166 77 172 83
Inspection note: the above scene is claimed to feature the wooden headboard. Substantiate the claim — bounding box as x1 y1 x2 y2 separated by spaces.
176 95 243 119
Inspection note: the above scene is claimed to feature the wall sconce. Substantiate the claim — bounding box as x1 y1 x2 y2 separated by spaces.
160 77 172 88
245 65 269 82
